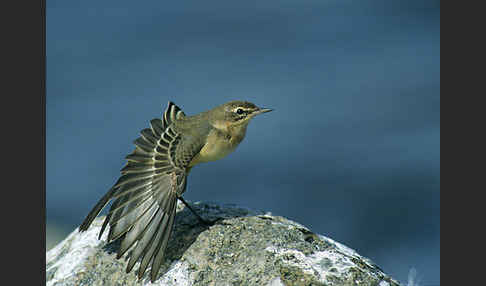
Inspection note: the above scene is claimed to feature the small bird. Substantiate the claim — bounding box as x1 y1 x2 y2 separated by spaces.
79 100 272 282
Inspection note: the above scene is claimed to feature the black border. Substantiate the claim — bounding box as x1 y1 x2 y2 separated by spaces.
41 0 47 283
3 0 45 284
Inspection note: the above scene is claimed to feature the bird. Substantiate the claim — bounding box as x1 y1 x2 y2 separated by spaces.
78 100 272 282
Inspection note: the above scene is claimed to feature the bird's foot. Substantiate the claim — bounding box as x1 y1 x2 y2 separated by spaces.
178 196 223 226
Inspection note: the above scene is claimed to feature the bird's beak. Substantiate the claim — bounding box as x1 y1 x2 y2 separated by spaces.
253 108 273 115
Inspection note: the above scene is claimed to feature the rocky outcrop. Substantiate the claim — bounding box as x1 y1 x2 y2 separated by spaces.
46 201 401 286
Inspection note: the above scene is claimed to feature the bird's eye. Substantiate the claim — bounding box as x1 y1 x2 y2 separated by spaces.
236 108 244 115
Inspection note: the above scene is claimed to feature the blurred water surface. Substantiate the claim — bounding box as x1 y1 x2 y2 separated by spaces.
47 1 440 284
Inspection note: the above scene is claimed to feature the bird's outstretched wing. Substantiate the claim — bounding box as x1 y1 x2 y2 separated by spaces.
79 101 204 282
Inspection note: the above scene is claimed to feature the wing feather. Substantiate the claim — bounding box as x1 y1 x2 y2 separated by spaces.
150 119 164 137
150 200 177 281
125 153 153 162
140 128 158 145
117 199 159 258
79 101 204 282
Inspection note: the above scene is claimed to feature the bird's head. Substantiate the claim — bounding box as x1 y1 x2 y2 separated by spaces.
210 100 272 131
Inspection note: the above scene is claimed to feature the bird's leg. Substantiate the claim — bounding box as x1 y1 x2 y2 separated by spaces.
178 196 219 226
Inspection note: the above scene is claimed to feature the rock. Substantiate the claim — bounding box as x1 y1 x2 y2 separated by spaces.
46 201 401 286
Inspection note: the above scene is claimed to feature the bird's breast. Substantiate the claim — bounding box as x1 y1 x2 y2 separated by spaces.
189 128 244 166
